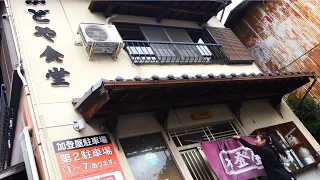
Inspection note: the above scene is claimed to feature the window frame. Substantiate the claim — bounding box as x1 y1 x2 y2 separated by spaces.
119 131 184 180
113 22 216 44
114 22 229 64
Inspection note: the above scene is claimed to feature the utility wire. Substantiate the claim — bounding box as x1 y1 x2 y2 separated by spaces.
279 42 320 71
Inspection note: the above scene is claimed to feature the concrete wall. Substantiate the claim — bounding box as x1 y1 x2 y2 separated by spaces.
8 0 319 179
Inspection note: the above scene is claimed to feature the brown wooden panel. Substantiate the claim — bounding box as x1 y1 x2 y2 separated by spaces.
206 27 255 64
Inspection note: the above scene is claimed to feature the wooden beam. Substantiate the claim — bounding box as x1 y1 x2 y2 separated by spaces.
191 1 202 10
104 4 114 17
199 1 210 10
198 13 213 26
171 84 192 98
95 91 282 116
198 86 214 96
107 1 207 15
179 84 209 98
228 101 243 125
156 7 168 22
88 1 98 12
156 109 170 139
116 90 131 104
138 88 152 101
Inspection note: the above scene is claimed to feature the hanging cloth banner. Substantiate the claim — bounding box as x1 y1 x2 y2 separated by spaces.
200 136 266 180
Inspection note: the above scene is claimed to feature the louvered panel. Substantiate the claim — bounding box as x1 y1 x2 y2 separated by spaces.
222 29 254 61
206 27 240 60
206 27 255 64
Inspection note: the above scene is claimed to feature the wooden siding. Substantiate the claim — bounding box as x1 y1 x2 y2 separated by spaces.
227 0 320 99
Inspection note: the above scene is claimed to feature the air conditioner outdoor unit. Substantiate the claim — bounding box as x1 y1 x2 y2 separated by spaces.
77 23 124 60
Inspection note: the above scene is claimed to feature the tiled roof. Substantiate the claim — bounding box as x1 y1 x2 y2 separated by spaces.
73 71 315 121
106 71 312 82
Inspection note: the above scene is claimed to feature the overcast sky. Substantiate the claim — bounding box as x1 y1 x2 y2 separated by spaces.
217 0 244 24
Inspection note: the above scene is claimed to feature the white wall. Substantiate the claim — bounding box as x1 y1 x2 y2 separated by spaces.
10 0 260 105
8 0 261 144
8 0 319 179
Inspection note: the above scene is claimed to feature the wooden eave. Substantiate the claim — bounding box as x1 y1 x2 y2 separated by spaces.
88 1 231 25
73 72 314 121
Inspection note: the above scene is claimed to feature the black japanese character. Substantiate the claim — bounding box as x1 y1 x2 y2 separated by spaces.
46 67 70 86
25 0 46 5
40 46 64 63
34 26 56 42
28 9 50 23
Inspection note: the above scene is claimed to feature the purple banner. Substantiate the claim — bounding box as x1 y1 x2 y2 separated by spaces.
200 136 266 180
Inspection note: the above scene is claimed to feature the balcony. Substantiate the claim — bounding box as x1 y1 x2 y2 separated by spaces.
124 40 229 64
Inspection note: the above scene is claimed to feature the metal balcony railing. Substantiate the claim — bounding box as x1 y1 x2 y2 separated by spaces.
124 40 229 64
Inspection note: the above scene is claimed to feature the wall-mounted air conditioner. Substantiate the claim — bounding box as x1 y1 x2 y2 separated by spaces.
77 23 124 60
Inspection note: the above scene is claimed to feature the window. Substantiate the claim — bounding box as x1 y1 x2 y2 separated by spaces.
169 121 242 180
115 23 228 64
116 24 145 41
120 133 182 180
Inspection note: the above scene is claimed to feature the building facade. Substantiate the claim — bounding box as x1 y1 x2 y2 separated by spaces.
225 0 320 99
0 0 319 180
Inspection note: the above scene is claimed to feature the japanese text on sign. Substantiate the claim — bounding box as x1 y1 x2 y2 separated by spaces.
54 135 109 152
53 134 124 180
219 146 263 175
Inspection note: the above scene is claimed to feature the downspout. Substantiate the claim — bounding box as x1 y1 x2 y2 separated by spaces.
296 72 317 110
4 0 52 179
19 126 40 180
17 65 50 180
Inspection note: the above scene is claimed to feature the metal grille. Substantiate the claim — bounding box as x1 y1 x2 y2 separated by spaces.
124 40 228 64
181 148 215 180
169 121 240 180
169 121 240 147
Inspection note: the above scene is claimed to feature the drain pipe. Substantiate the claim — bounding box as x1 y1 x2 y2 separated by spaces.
5 0 51 178
20 126 40 180
16 44 50 180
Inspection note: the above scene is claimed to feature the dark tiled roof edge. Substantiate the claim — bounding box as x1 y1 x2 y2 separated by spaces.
108 71 314 82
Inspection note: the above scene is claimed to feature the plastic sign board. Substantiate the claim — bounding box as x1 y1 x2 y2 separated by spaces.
53 134 124 180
